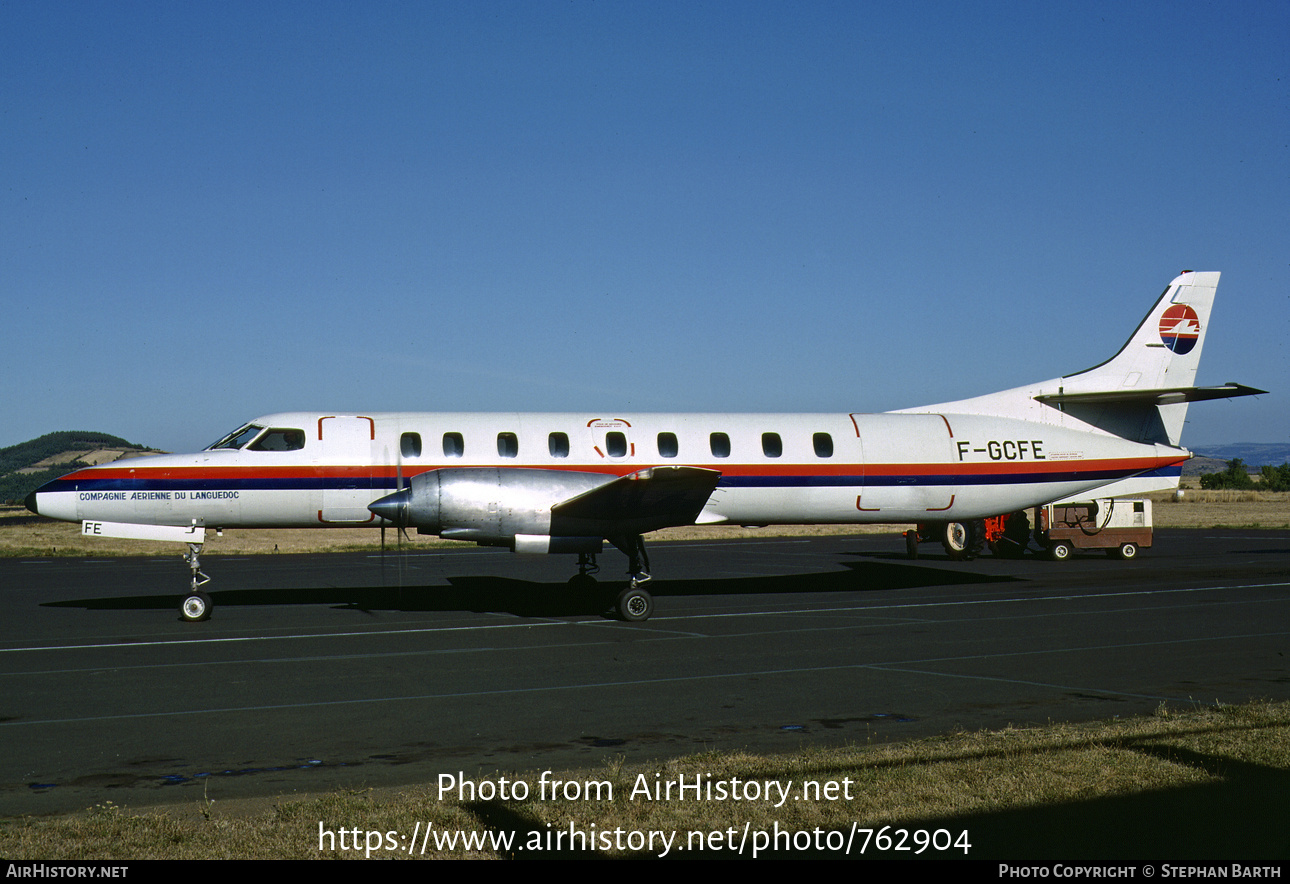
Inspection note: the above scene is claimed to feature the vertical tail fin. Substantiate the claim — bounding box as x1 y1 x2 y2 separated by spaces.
1060 270 1219 397
1050 271 1219 446
903 271 1263 450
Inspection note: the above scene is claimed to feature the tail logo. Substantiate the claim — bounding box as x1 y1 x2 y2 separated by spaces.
1159 304 1201 354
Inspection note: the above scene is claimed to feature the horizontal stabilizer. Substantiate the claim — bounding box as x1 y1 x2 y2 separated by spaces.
551 466 722 536
1035 383 1267 407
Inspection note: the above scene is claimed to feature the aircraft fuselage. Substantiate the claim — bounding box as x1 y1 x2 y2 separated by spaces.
29 410 1185 531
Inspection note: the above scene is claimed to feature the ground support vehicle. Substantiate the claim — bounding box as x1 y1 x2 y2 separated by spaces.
1034 498 1152 560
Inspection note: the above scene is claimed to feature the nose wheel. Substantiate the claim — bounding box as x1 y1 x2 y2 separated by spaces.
181 590 213 622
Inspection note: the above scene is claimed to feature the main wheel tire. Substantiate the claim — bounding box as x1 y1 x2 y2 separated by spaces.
941 521 984 560
616 585 653 622
993 538 1025 559
941 522 970 559
567 573 597 590
567 573 599 609
905 530 919 559
180 591 212 622
968 519 985 558
996 511 1031 558
1050 541 1073 561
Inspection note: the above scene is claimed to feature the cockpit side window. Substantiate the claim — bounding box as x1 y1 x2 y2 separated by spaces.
248 428 306 451
207 425 264 450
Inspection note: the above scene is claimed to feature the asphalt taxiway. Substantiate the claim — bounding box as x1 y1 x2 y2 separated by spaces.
2 529 1288 816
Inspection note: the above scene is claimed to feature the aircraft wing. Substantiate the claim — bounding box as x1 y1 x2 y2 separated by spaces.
550 466 722 537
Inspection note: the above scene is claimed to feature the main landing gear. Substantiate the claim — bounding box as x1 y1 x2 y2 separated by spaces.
568 535 656 622
180 542 213 622
905 521 986 560
906 514 1031 561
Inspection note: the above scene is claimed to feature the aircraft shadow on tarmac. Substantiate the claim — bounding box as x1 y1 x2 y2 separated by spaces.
43 558 1023 620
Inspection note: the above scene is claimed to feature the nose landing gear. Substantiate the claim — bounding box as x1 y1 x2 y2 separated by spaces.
180 542 213 622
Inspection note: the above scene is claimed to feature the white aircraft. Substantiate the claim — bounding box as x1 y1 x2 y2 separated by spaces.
26 270 1262 622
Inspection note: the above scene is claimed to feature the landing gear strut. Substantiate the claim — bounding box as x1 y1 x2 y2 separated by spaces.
568 552 600 591
567 539 656 621
607 534 654 621
180 542 212 621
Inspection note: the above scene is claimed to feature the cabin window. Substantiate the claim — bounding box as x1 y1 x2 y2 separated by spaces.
606 431 627 458
248 428 305 451
400 432 422 458
657 432 678 458
497 432 518 458
813 432 834 458
549 432 570 458
443 432 464 458
761 432 782 458
710 432 731 458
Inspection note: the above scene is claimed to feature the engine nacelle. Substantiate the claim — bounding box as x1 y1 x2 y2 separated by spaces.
368 468 611 549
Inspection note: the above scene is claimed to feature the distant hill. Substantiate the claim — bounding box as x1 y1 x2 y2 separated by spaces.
1194 443 1290 465
1189 443 1290 474
1184 455 1229 477
0 431 162 504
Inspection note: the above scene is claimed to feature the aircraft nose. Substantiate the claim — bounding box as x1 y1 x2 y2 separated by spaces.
368 488 410 526
22 476 77 521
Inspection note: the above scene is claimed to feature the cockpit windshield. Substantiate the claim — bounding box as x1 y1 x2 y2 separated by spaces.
206 424 264 450
248 429 306 451
205 424 306 451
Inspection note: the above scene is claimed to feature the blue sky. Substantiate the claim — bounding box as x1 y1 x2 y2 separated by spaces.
3 1 1286 453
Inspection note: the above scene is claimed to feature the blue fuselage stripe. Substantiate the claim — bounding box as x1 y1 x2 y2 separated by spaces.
719 464 1180 488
